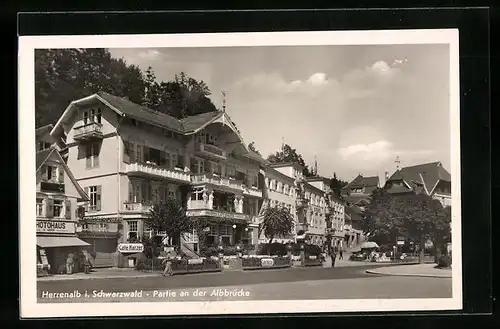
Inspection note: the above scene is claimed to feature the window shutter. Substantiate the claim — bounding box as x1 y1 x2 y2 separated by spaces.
46 199 54 217
84 187 89 211
65 200 72 219
128 181 133 202
93 143 100 167
40 165 48 180
96 186 102 211
58 166 64 183
123 141 130 163
85 144 92 169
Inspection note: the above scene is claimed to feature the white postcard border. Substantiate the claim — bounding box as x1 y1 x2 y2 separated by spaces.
19 29 462 318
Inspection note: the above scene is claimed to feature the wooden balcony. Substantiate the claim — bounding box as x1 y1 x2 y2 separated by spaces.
73 122 103 141
125 162 191 183
195 143 227 160
122 201 153 213
186 208 251 222
191 173 244 192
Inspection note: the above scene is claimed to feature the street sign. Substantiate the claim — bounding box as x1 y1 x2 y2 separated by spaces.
397 241 405 245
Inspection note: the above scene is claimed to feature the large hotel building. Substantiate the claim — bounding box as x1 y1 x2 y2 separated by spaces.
47 92 346 267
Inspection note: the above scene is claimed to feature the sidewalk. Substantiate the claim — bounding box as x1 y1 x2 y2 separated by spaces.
321 253 386 268
365 263 452 278
37 267 159 281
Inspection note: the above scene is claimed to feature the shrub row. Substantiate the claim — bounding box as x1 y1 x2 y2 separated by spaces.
256 243 323 257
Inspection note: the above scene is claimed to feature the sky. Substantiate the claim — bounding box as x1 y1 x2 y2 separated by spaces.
109 44 451 182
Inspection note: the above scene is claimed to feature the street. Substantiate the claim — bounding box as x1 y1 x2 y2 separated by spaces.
37 265 452 302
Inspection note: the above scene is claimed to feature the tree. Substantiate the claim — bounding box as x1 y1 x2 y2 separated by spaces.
35 48 145 127
259 205 294 248
363 189 451 263
145 198 192 247
248 142 261 155
267 144 315 177
329 172 348 196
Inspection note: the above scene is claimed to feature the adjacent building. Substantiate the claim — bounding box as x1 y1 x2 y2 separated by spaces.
384 161 451 207
340 174 380 210
36 147 89 273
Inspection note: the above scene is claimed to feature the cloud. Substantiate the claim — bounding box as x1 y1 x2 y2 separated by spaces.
136 49 162 60
338 140 435 171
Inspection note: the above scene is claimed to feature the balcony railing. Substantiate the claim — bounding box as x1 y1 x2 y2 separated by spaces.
191 173 244 191
40 181 65 193
73 122 103 141
186 209 251 221
126 162 191 183
123 201 153 213
195 143 227 160
242 185 263 198
296 222 309 232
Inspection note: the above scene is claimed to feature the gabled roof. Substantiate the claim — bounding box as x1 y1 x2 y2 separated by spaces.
343 175 380 189
50 91 228 136
386 161 451 195
36 147 89 202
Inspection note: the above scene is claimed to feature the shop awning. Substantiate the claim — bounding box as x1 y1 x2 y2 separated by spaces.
37 236 90 248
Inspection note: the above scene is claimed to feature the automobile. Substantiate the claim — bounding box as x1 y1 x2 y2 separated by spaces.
349 251 368 261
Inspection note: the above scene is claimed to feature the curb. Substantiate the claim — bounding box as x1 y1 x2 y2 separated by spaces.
365 269 451 278
37 273 160 282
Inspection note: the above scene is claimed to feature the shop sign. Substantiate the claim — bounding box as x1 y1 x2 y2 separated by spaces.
261 258 274 267
397 240 405 245
117 243 144 253
36 220 75 234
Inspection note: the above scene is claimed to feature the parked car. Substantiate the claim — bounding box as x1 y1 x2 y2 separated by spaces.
349 251 368 261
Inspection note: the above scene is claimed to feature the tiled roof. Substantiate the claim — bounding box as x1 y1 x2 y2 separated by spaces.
179 111 222 133
97 91 184 132
36 148 54 171
343 174 379 189
388 161 451 193
386 184 413 194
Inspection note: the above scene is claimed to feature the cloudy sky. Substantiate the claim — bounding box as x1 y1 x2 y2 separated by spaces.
109 44 451 182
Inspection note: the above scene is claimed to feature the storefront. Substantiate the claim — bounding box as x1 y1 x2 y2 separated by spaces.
77 218 121 268
36 219 90 274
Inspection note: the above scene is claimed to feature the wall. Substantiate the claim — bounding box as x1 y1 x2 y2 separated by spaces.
64 103 119 144
78 175 120 216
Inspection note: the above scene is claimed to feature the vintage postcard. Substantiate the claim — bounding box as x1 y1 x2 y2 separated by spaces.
19 29 461 318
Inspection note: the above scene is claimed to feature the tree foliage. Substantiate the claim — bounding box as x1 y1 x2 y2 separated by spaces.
35 48 218 127
259 205 294 244
329 172 348 196
145 198 192 247
266 144 315 177
362 189 451 257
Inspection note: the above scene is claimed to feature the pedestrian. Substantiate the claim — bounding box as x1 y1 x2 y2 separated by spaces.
162 251 173 276
339 248 343 260
330 250 337 268
80 251 91 274
66 252 75 275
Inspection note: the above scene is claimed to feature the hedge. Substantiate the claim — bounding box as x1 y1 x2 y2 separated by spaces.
135 256 221 274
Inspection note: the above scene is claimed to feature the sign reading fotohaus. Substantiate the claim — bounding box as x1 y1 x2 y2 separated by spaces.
36 220 75 234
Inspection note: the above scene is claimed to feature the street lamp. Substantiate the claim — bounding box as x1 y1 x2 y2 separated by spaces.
232 224 237 245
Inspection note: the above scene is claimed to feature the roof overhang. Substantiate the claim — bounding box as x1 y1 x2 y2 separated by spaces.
50 93 124 138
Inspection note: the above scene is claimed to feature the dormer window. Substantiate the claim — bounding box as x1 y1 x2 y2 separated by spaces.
83 108 102 125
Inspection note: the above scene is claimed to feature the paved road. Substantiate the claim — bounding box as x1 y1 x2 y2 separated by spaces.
37 265 452 302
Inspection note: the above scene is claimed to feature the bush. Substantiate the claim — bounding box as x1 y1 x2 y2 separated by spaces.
257 243 288 256
436 255 451 268
135 256 165 271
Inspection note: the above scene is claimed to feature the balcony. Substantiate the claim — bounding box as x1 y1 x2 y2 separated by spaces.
123 201 153 213
242 185 263 198
126 162 191 183
186 208 251 222
73 122 103 141
195 143 227 160
40 181 65 193
296 222 309 232
76 223 119 236
191 173 244 192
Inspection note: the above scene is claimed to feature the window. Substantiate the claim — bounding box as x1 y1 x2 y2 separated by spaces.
191 188 204 201
87 186 102 211
128 221 138 240
36 198 44 216
85 142 100 168
53 200 63 217
98 223 108 230
83 108 102 124
45 165 58 181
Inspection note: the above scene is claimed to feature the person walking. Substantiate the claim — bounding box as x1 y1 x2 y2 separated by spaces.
339 248 344 260
162 251 173 276
330 249 337 268
66 252 75 275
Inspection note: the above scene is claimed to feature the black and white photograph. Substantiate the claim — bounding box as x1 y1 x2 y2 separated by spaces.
19 30 461 317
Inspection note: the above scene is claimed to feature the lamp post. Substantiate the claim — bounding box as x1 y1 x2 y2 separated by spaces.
232 224 237 245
